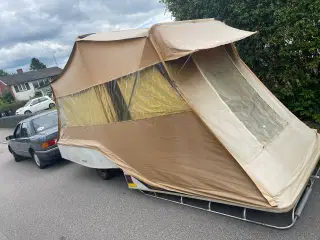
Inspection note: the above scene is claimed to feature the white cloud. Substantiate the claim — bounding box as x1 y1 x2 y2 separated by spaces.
136 12 173 28
0 0 171 73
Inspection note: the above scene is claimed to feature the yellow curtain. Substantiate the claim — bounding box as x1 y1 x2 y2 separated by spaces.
57 86 116 127
117 66 190 120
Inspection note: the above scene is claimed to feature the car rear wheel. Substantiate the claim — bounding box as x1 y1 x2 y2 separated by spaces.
96 169 112 180
24 110 32 114
49 103 55 109
31 151 46 169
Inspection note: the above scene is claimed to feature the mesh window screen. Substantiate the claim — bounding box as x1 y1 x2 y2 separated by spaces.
193 47 287 145
117 66 190 120
57 85 116 127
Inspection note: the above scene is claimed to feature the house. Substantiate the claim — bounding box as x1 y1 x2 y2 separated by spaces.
0 67 62 101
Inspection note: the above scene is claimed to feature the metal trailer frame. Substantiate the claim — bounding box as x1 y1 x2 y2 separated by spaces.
126 165 319 230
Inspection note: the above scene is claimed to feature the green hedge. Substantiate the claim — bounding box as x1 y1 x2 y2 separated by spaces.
161 0 320 125
0 101 28 113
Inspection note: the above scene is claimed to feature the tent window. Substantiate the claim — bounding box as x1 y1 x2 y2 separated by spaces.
194 47 287 145
57 65 190 127
116 65 190 121
57 85 116 127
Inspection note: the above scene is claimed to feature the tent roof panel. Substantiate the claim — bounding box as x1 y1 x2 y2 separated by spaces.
78 28 149 42
52 19 255 97
149 19 255 61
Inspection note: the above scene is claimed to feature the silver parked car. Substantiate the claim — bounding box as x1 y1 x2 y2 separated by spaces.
6 111 61 169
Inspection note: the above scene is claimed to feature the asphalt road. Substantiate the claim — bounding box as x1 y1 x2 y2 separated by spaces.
0 128 319 240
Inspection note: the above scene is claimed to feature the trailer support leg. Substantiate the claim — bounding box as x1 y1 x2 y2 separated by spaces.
243 208 247 220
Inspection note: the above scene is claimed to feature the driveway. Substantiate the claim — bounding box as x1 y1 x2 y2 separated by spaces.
0 128 319 240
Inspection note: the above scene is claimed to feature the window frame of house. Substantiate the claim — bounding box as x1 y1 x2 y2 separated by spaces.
14 85 19 92
13 83 30 93
32 78 50 89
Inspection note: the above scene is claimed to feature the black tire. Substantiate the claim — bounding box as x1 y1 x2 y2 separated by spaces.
30 150 46 169
9 147 22 162
24 110 32 114
49 103 55 109
96 169 112 180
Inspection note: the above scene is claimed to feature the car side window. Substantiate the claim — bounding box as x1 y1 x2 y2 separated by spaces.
39 97 48 102
31 99 40 106
14 124 22 138
20 122 30 138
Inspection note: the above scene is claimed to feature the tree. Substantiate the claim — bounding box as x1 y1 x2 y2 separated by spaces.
0 69 9 76
161 0 320 123
2 91 14 103
29 58 47 70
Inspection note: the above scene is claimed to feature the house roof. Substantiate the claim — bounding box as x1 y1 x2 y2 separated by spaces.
0 67 62 86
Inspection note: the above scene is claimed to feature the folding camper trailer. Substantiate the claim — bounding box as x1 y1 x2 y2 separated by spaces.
51 19 320 229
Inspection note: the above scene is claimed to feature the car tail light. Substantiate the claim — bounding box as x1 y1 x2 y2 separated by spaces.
41 138 56 149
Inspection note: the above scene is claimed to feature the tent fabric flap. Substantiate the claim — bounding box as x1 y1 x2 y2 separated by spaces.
149 19 255 61
59 112 271 209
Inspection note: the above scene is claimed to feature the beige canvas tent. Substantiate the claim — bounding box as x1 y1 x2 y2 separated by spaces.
51 19 320 222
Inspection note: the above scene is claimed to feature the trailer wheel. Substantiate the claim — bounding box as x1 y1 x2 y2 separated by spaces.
96 169 112 180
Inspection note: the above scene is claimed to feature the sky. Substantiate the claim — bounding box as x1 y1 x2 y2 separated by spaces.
0 0 172 73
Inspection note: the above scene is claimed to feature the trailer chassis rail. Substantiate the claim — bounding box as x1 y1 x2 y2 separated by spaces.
139 165 319 229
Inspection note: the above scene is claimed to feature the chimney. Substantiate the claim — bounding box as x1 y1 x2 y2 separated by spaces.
17 69 23 74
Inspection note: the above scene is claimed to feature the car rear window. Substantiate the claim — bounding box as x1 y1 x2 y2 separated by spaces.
32 112 58 133
39 97 48 102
